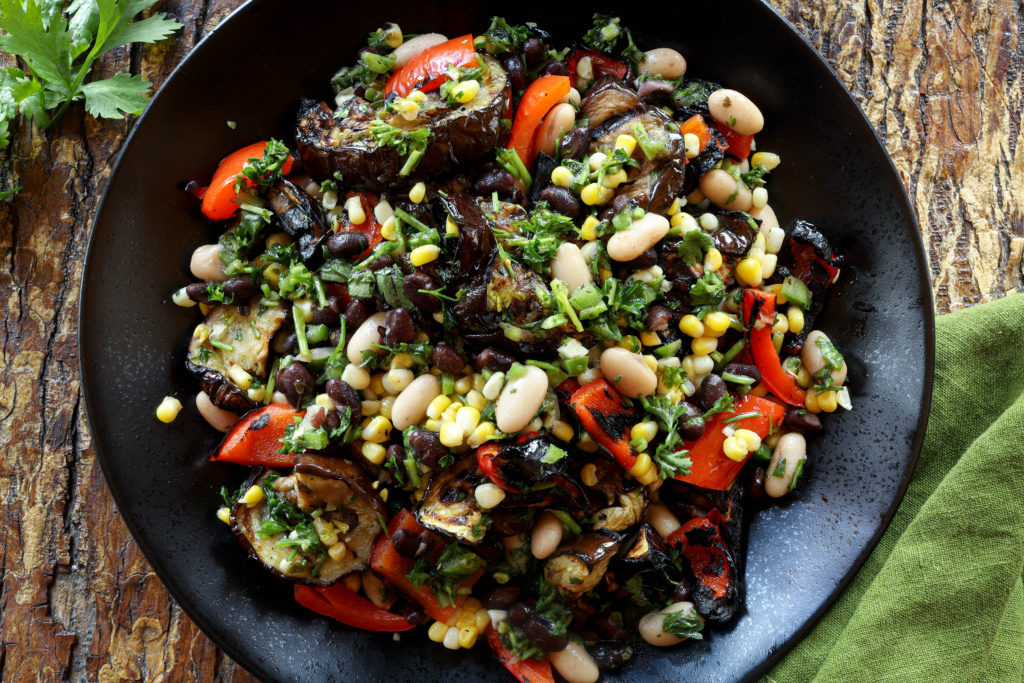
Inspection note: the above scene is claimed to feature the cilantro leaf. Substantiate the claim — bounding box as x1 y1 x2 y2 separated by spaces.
639 395 693 478
678 230 713 266
662 608 705 640
703 392 734 419
689 271 726 317
476 16 530 55
80 71 150 118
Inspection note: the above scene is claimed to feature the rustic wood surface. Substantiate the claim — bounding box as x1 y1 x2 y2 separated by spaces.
0 0 1019 680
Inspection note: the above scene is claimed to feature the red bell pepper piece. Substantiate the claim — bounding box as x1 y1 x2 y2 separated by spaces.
200 141 294 220
710 120 754 161
666 508 733 599
293 583 415 632
369 509 482 623
678 114 726 158
476 443 521 494
569 379 637 470
341 191 383 257
486 627 555 683
676 395 785 491
384 34 476 97
507 75 571 169
210 404 303 468
742 289 807 406
566 48 629 82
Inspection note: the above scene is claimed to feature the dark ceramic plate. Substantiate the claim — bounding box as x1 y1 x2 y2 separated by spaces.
80 1 934 681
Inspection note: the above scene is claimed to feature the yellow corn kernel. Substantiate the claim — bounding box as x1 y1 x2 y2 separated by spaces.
439 421 464 447
635 467 660 486
242 485 264 507
588 151 607 170
217 507 231 524
378 396 395 420
615 134 637 155
765 283 788 304
580 463 598 487
681 354 696 380
787 306 805 334
454 374 474 394
428 621 448 643
425 418 443 432
796 365 812 388
818 390 839 413
579 215 599 241
442 402 461 423
227 365 253 390
599 267 613 282
410 244 441 266
199 302 214 315
666 197 681 216
265 231 292 248
467 421 497 447
456 609 476 630
475 608 491 632
344 196 366 225
361 415 392 443
361 399 380 417
602 169 627 188
773 313 790 334
629 452 653 478
445 215 459 237
192 324 211 344
640 331 660 346
578 433 599 453
427 395 452 419
631 421 659 443
679 314 705 338
458 626 478 649
380 215 399 241
408 181 427 204
580 182 603 206
361 441 387 465
734 428 762 451
683 132 701 158
156 396 182 423
670 212 684 228
327 541 348 562
691 336 718 356
465 389 488 412
550 166 574 188
369 373 386 396
751 151 781 172
472 373 487 393
805 388 821 413
722 436 748 462
735 257 764 286
455 406 481 433
453 79 480 104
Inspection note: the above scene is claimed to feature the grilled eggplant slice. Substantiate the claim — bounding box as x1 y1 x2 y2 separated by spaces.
416 455 490 543
480 435 588 509
580 78 640 127
611 523 682 606
544 530 621 596
267 179 328 264
231 456 384 585
186 299 287 413
592 488 647 533
297 55 509 189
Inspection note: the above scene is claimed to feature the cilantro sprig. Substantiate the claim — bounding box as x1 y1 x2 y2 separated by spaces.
639 395 693 478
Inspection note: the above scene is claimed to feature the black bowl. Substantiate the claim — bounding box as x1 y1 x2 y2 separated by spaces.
80 1 934 681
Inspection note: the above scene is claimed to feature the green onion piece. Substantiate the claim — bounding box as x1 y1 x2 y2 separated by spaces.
549 510 581 536
563 355 588 376
399 147 426 176
541 314 568 329
305 324 330 345
210 339 233 352
492 190 500 213
292 304 311 359
781 276 812 309
721 339 746 365
526 359 560 372
312 277 329 308
264 357 279 404
750 443 772 462
655 339 682 358
721 371 756 386
394 207 432 235
441 372 456 395
403 455 422 489
722 410 763 424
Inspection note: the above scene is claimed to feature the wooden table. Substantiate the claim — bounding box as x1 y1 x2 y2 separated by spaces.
0 0 1019 679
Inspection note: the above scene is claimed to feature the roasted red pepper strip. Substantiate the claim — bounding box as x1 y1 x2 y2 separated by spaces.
507 75 571 169
293 583 415 632
210 404 303 468
200 141 294 220
486 626 556 683
678 114 726 157
569 379 637 470
742 289 807 406
384 34 476 97
667 509 733 599
369 509 482 623
476 443 521 494
566 48 629 82
711 120 754 161
677 395 785 491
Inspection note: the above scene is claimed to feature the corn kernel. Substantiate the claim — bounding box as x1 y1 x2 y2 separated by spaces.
761 253 778 280
796 365 812 388
247 386 266 403
445 215 459 237
787 306 805 334
752 187 769 209
192 323 211 344
581 463 599 487
766 226 786 255
463 389 486 412
551 420 574 442
602 169 627 188
805 388 822 413
379 396 395 419
691 336 718 356
366 373 385 396
703 311 731 335
439 421 464 447
467 421 497 447
217 507 231 524
443 625 461 649
428 621 448 643
382 368 414 395
425 418 443 432
735 257 764 286
458 627 478 649
751 151 781 171
632 421 659 443
683 132 701 158
472 373 487 393
765 283 788 304
361 441 387 465
615 134 637 155
456 406 481 433
362 416 392 443
699 212 719 231
361 399 380 416
679 314 705 338
667 198 681 216
581 182 603 206
427 395 452 420
640 331 661 346
588 151 607 170
314 394 334 411
341 363 371 390
692 354 714 377
723 436 748 462
475 483 506 509
227 365 253 390
818 390 839 413
475 609 491 632
773 314 790 335
635 468 660 486
454 375 473 394
265 231 292 248
380 215 399 241
629 452 653 478
735 428 762 451
550 166 574 188
345 196 366 225
328 541 348 562
242 485 264 507
675 212 699 233
579 215 599 241
156 396 182 423
408 181 427 204
481 372 505 400
453 79 480 104
578 433 598 453
407 89 425 103
410 244 440 266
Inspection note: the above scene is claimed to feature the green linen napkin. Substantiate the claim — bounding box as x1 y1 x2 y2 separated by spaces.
763 294 1024 682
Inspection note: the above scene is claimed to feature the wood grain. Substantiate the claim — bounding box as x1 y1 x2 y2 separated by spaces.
0 0 1019 680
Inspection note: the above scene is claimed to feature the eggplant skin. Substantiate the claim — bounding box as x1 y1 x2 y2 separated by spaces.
267 179 328 264
296 55 509 189
416 455 490 543
612 524 681 606
544 530 621 596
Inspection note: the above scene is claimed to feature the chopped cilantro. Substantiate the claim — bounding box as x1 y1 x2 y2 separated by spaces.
662 608 705 640
677 229 713 266
476 17 531 54
689 271 726 318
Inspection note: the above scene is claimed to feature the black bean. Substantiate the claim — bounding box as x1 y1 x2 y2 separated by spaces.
594 617 630 642
523 37 545 67
326 378 361 417
491 512 532 536
366 255 395 271
522 617 568 652
384 307 415 345
645 305 673 332
748 466 767 502
672 575 693 602
223 277 256 300
414 531 435 559
324 411 341 431
396 252 414 274
407 429 448 468
310 295 342 326
401 272 441 313
386 443 404 463
539 185 581 218
474 542 504 565
185 282 211 303
697 374 727 412
506 602 532 626
722 362 761 385
431 344 466 374
282 332 298 355
611 193 634 214
474 168 516 198
329 327 342 346
679 401 706 441
391 528 420 558
558 126 591 160
343 298 370 330
591 641 631 671
483 584 522 610
325 231 369 259
475 347 515 372
397 602 430 626
624 248 658 270
544 61 569 76
637 79 674 101
276 361 314 408
784 408 823 433
502 55 526 92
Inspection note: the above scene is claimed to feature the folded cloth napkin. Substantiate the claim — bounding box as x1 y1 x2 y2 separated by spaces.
763 294 1024 682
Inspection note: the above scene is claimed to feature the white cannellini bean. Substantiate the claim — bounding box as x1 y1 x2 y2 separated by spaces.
606 212 670 262
536 103 577 157
639 47 687 79
749 202 780 230
390 33 447 69
190 244 228 281
548 641 600 683
361 571 393 609
699 169 753 211
347 312 387 364
599 347 657 398
391 374 441 430
531 511 563 559
708 88 765 136
196 391 237 432
551 243 592 292
639 601 701 647
559 87 582 107
495 365 549 433
801 330 831 375
646 504 682 540
765 433 808 498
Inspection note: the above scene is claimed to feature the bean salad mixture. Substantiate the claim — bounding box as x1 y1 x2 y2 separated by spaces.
160 14 851 683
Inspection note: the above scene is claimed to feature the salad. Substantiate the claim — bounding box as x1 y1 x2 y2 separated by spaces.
158 14 850 683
